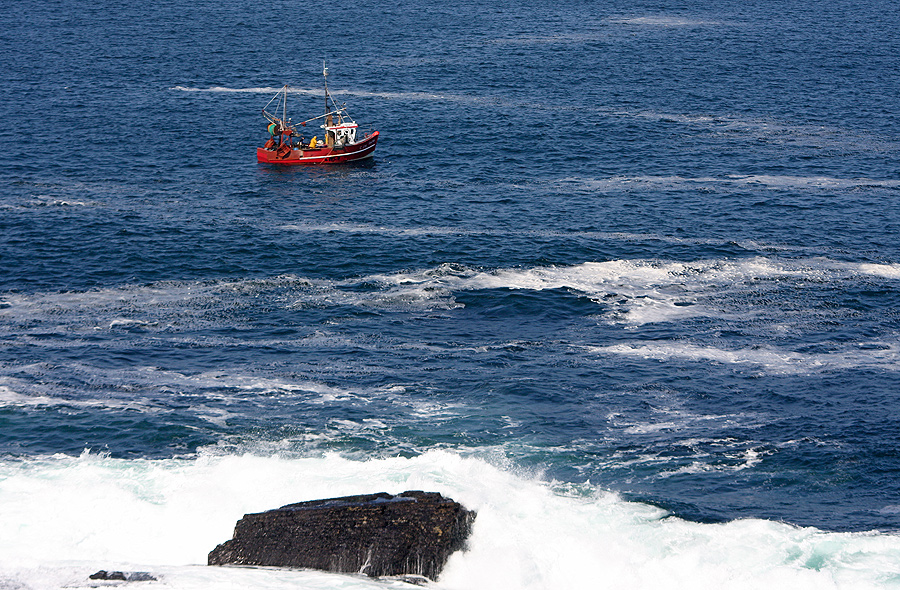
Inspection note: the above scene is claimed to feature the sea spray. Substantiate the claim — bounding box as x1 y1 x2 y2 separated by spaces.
1 450 899 589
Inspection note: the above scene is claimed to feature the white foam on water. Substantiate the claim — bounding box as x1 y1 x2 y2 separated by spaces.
614 407 752 436
727 175 900 189
588 434 776 478
4 563 410 590
2 256 898 341
373 256 900 327
395 257 802 325
561 174 900 193
171 85 477 104
280 219 805 253
171 86 317 95
584 106 898 152
607 16 726 27
485 32 608 45
0 276 320 338
1 450 899 590
278 222 492 237
31 196 94 207
0 364 412 417
0 382 155 413
590 341 900 374
657 448 765 478
859 263 900 279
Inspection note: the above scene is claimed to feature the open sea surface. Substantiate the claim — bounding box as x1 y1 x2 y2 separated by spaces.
3 0 900 588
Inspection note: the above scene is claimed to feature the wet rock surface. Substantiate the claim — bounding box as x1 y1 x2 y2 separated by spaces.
208 491 475 580
88 571 156 582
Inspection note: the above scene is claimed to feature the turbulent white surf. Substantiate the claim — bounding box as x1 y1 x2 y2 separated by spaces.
1 450 899 590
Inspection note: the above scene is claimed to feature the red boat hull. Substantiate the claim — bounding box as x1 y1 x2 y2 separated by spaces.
257 132 379 165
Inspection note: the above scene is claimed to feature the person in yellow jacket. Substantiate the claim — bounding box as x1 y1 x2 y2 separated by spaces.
308 136 317 148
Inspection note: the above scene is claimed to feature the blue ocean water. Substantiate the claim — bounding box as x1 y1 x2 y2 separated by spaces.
3 0 900 588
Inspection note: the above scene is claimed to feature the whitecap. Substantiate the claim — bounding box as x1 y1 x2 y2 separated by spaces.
858 263 900 279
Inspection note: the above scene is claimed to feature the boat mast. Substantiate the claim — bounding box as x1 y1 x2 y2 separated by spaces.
282 85 287 125
323 61 332 125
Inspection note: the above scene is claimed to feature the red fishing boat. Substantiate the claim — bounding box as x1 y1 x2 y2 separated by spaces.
257 65 379 165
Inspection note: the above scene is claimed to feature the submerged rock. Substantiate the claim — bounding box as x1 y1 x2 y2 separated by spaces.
88 571 156 582
208 491 475 580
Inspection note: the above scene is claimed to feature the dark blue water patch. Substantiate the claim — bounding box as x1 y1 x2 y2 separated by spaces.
0 406 220 459
453 287 600 322
570 369 900 531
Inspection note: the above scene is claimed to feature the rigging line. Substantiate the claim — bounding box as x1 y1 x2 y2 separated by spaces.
261 86 285 118
298 108 348 126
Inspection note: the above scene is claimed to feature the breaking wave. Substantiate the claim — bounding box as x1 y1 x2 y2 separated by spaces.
1 450 899 590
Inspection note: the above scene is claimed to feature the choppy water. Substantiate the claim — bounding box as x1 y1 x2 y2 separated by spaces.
3 0 900 588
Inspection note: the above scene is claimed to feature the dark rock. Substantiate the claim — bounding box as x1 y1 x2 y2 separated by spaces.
208 490 475 580
89 571 125 581
88 571 156 582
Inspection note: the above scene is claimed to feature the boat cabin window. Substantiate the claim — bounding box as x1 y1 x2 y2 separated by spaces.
330 127 357 147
